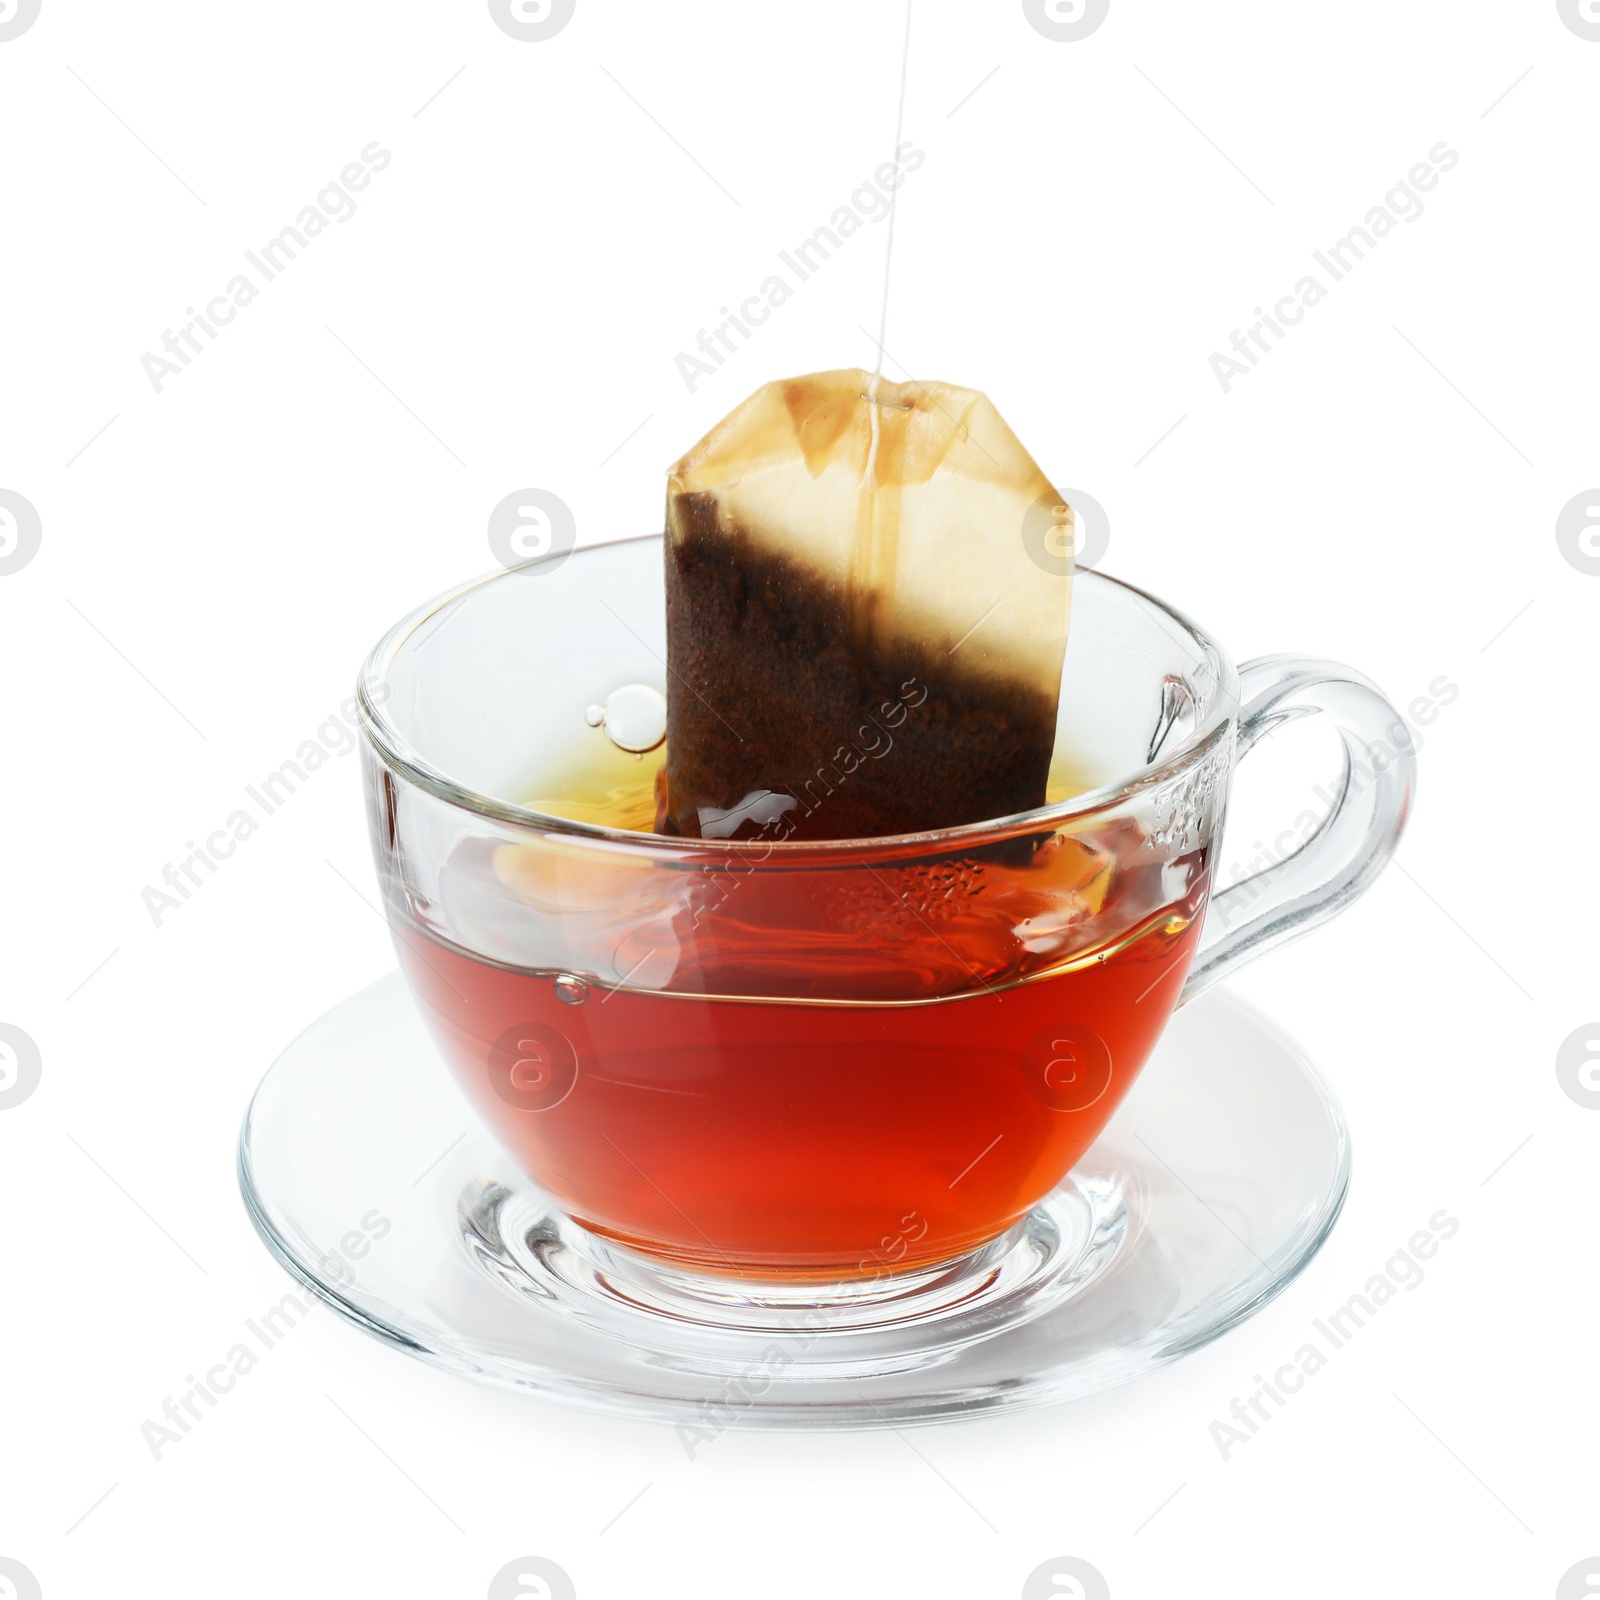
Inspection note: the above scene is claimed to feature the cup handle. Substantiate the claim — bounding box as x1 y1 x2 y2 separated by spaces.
1178 654 1416 1005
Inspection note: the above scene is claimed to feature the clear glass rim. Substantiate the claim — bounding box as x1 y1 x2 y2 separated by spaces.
356 533 1240 855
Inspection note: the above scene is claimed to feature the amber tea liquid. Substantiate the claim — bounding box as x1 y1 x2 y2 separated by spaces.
393 752 1208 1281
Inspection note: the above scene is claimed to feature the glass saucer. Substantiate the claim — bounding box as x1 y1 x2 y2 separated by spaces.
238 972 1348 1429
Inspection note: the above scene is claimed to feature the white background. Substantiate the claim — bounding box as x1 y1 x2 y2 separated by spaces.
2 1 1596 1596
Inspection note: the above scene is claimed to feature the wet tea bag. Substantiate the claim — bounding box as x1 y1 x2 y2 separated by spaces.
661 369 1075 841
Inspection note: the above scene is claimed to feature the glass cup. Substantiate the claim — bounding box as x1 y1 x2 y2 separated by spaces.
357 535 1411 1298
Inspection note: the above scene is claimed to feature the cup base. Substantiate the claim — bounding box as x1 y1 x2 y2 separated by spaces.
464 1169 1128 1349
239 971 1349 1428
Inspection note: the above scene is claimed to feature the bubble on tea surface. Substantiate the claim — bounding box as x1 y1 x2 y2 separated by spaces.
553 974 590 1007
590 683 667 753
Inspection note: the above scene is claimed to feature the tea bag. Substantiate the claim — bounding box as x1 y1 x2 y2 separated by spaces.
661 369 1075 841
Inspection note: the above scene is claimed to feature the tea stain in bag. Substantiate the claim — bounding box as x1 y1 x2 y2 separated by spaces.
662 369 1075 841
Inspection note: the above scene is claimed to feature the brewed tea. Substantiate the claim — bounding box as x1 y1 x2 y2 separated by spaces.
394 758 1208 1281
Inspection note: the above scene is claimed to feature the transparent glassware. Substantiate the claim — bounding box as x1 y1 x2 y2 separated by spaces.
238 533 1414 1424
354 536 1412 1292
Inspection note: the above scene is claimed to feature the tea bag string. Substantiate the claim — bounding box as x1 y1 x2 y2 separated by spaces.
864 0 913 491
